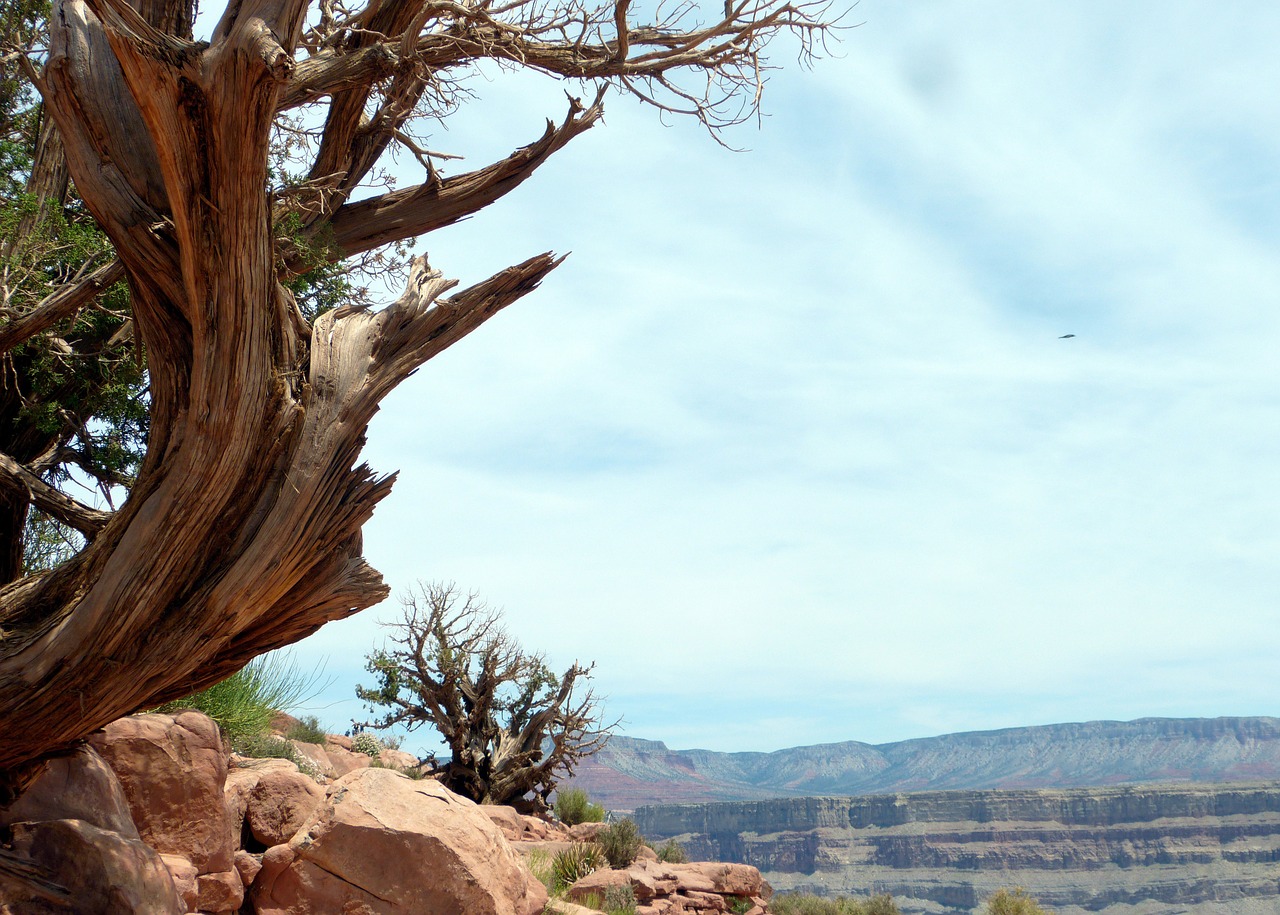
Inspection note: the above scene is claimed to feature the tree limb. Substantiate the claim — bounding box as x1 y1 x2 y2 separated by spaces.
0 260 125 357
0 453 110 538
321 88 604 261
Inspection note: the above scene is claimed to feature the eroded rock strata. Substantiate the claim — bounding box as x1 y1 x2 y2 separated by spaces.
635 783 1280 914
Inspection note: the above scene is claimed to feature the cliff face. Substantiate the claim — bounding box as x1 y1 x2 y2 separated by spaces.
634 783 1280 914
568 717 1280 811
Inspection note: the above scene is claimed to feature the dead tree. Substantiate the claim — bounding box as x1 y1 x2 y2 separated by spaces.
0 0 835 790
358 583 611 809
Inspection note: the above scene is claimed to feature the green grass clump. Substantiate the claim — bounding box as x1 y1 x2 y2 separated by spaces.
654 838 688 863
595 817 644 868
551 843 606 890
525 848 557 897
770 893 900 915
984 888 1053 915
555 787 606 825
154 652 326 751
285 714 329 744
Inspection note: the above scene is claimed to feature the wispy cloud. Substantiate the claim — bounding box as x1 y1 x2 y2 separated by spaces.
293 0 1280 756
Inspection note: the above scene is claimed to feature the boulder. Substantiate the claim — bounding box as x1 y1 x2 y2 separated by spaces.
0 745 136 837
7 818 184 914
234 849 263 887
379 748 420 770
568 821 608 842
483 806 565 843
251 767 548 915
225 756 304 850
682 862 765 897
483 804 527 841
245 766 326 847
90 711 233 873
322 741 376 777
160 854 199 911
197 869 245 912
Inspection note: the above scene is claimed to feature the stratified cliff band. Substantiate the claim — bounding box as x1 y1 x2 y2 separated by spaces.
634 783 1280 914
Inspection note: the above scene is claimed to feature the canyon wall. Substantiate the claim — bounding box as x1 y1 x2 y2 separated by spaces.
634 783 1280 914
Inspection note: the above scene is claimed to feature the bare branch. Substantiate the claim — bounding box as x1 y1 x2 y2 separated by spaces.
0 260 125 357
321 88 604 260
357 582 615 810
0 453 110 538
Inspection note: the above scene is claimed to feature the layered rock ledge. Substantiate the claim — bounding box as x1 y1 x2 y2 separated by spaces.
636 784 1280 914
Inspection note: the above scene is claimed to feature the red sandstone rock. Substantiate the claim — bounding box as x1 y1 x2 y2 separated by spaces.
326 734 355 751
379 748 419 770
567 866 632 902
160 854 199 910
286 738 374 778
234 849 264 887
288 740 334 776
484 803 527 841
323 741 376 776
636 844 659 862
8 818 184 914
569 821 609 841
197 869 245 912
225 756 303 849
683 861 765 897
568 860 767 915
0 745 136 837
251 768 548 915
521 814 556 840
90 711 233 873
245 766 326 846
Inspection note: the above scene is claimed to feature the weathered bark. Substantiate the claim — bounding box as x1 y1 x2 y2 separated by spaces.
0 0 565 778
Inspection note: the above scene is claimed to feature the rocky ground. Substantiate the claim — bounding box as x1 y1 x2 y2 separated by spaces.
0 711 771 915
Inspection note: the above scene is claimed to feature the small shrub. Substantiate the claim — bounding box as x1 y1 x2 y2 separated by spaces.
984 888 1052 915
654 838 688 863
352 733 382 757
551 843 606 890
555 787 606 825
595 817 643 868
602 884 637 915
727 897 755 915
286 714 329 745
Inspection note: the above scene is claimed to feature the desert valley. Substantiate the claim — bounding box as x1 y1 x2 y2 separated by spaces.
565 717 1280 913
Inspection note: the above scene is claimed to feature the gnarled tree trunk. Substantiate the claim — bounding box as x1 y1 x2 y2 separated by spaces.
0 0 560 781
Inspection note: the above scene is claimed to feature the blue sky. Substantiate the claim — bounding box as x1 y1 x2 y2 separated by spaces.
286 0 1280 756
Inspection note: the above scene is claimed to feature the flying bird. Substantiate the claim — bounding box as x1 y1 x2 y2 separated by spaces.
1058 334 1076 339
